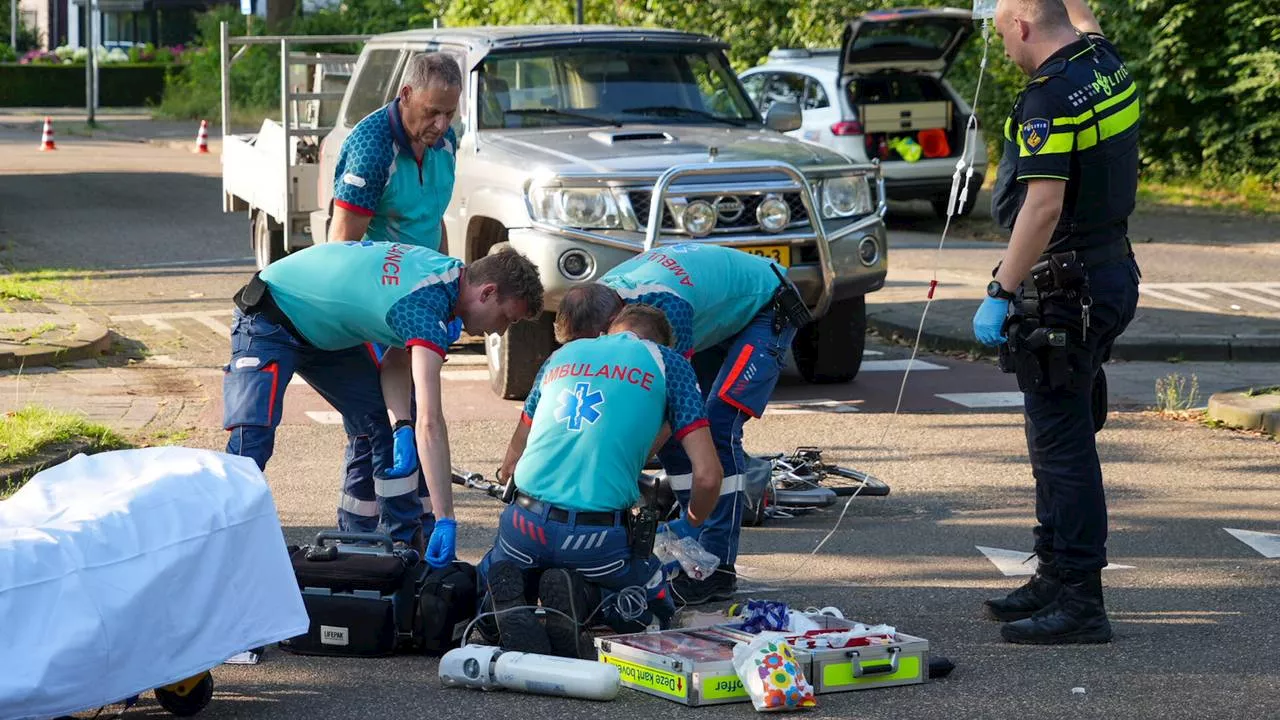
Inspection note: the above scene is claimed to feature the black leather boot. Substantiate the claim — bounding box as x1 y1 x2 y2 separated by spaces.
1000 569 1113 645
983 558 1061 622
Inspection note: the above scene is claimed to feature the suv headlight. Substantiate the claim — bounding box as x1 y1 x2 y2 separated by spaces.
820 175 873 219
528 187 629 230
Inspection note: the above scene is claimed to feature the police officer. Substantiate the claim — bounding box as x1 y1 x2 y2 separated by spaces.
327 52 464 527
222 242 543 566
478 304 723 658
550 242 807 605
974 0 1141 645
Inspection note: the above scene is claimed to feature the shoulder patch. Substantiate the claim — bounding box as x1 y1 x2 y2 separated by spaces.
1020 118 1050 155
343 172 367 188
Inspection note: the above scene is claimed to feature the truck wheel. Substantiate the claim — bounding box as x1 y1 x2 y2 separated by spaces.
792 296 866 384
252 211 285 271
931 189 977 219
487 311 557 400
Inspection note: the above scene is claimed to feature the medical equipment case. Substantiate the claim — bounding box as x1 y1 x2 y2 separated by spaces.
593 613 929 705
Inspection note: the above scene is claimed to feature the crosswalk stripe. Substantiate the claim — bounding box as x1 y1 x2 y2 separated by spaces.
860 359 948 372
1138 287 1218 312
1224 528 1280 558
936 391 1024 408
1216 286 1280 310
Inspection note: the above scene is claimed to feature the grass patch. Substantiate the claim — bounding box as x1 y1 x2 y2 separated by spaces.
1155 372 1200 414
1244 386 1280 397
1 405 131 465
1137 174 1280 216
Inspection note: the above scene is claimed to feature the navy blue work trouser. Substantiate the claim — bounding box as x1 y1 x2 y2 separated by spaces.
1023 255 1140 573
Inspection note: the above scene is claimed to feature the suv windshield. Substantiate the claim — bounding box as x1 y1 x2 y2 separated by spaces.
476 46 760 130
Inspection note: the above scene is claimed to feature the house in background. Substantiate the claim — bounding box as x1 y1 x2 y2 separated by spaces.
18 0 238 50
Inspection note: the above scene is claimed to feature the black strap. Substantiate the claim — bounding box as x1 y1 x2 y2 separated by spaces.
1041 237 1133 268
234 273 312 346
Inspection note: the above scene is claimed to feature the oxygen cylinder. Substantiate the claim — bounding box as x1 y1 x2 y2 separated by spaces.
439 644 622 701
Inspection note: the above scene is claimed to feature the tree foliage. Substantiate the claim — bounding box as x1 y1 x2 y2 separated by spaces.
163 0 1279 185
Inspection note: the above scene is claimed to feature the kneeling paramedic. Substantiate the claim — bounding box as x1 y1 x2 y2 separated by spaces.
477 304 723 658
554 242 809 605
974 0 1141 645
222 241 543 566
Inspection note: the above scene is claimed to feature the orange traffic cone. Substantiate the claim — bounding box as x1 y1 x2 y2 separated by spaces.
193 119 210 154
39 117 56 151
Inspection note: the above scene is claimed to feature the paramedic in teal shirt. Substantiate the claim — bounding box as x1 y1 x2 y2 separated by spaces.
328 52 463 524
221 242 543 566
550 243 803 606
329 52 461 251
476 305 723 658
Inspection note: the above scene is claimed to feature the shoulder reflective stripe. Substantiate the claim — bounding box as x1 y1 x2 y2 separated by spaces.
641 339 666 378
1076 124 1099 150
1054 109 1093 127
1052 81 1137 129
1003 116 1013 142
1068 45 1095 61
1098 96 1140 140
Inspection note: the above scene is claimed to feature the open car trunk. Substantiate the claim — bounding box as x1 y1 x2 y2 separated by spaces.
847 72 969 162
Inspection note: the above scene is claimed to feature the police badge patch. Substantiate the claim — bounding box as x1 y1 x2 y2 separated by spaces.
1021 118 1050 155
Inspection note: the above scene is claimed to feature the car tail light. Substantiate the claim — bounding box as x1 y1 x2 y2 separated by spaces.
830 121 864 136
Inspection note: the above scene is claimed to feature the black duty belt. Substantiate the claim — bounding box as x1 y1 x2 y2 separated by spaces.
514 490 625 527
233 272 311 346
1040 237 1133 269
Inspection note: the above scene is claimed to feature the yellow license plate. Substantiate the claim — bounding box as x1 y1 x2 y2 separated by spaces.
742 245 791 267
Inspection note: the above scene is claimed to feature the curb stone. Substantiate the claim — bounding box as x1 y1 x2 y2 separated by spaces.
1207 387 1280 435
0 306 112 370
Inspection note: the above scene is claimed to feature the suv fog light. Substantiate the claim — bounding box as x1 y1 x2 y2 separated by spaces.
757 194 790 233
683 200 717 237
558 249 594 280
857 236 880 266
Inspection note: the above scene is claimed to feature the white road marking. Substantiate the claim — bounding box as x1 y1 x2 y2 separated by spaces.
1140 282 1280 313
860 359 948 372
194 315 231 338
1224 528 1280 559
122 257 255 269
109 309 235 335
863 349 884 357
441 369 492 382
977 546 1133 576
305 411 343 425
766 399 861 415
937 391 1025 408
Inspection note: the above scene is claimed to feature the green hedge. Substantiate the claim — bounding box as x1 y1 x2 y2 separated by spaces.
0 64 176 107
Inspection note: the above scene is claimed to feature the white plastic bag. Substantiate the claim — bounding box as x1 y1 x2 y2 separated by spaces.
731 634 817 712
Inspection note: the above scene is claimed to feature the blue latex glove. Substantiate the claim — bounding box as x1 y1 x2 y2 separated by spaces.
446 317 463 346
426 518 457 569
973 296 1011 346
384 425 418 478
659 518 697 541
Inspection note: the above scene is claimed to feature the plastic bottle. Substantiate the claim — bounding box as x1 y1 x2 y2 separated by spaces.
973 0 997 20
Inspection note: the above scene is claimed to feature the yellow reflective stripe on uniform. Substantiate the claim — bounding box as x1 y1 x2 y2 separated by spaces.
1076 124 1099 150
1004 116 1013 142
1094 81 1136 115
1019 129 1074 157
1098 95 1140 140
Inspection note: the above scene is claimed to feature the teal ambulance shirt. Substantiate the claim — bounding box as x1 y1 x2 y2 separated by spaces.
514 332 709 512
332 99 457 251
600 243 782 357
260 241 459 355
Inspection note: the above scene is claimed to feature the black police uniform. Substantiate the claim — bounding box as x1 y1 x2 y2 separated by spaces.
985 32 1143 643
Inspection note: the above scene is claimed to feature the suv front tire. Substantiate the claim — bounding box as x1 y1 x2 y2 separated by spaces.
792 296 866 384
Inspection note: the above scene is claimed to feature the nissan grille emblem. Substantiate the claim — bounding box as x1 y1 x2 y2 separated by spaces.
714 196 745 223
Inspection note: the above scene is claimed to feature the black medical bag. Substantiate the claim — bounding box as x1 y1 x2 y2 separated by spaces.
277 531 477 658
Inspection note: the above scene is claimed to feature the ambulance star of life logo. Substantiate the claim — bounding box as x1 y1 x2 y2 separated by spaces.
555 382 605 431
1021 118 1050 155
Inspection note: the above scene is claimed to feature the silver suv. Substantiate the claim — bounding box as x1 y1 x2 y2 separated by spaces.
315 25 890 399
739 8 987 218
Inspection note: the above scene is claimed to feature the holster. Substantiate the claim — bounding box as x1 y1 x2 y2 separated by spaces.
233 273 311 346
769 264 812 332
998 299 1086 394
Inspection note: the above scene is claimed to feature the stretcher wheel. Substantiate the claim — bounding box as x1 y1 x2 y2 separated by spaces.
154 671 213 716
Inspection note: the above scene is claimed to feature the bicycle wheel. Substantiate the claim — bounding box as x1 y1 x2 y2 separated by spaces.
824 465 891 497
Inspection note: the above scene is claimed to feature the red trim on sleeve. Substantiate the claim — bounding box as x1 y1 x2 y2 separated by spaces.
519 411 533 427
673 418 710 441
683 349 695 360
334 199 375 217
406 339 446 359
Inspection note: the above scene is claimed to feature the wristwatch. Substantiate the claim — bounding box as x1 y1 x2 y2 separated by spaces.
986 280 1016 301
